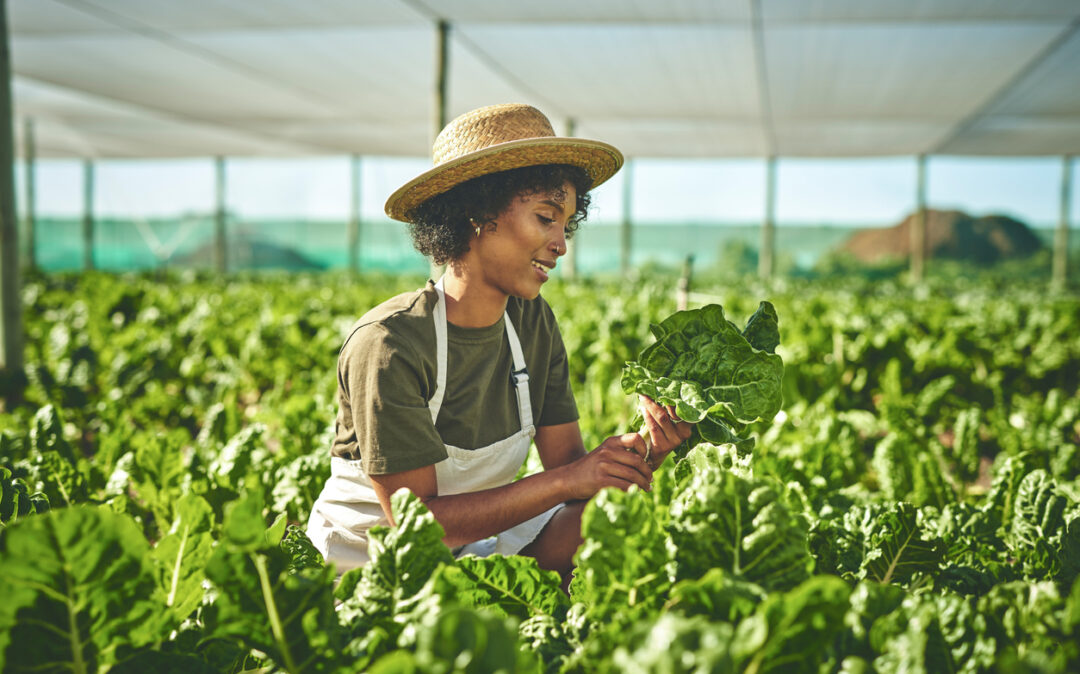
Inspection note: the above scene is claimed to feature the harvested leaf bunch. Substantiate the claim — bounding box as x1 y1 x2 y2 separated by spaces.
621 302 784 456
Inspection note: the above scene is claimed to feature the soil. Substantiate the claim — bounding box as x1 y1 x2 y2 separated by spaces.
840 209 1044 265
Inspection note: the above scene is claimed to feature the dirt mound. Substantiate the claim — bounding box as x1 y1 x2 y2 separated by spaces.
171 233 326 271
840 209 1044 265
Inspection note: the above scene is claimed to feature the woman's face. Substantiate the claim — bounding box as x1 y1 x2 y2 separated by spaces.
473 181 575 300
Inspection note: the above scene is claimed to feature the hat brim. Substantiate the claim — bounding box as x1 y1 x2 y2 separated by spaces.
384 137 624 222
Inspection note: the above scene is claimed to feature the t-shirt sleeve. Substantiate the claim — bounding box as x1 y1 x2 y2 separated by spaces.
339 322 447 475
536 310 579 427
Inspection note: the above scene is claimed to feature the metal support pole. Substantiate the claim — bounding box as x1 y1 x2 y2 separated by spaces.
82 159 94 271
0 0 23 380
22 117 34 272
759 156 776 279
1052 156 1072 290
214 156 226 273
676 255 694 311
911 154 927 282
435 20 450 143
431 19 450 280
348 154 361 274
620 160 633 275
563 117 577 279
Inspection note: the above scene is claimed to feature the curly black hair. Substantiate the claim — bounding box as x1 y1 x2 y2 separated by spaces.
406 164 593 265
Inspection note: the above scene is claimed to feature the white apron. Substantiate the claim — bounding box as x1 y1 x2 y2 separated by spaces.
305 279 563 573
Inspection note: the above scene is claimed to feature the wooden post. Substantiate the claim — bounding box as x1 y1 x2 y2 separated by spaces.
348 154 361 274
620 159 632 275
82 159 94 270
563 117 577 279
759 156 776 278
214 156 226 273
911 154 927 282
22 117 34 272
0 0 23 380
1052 156 1072 290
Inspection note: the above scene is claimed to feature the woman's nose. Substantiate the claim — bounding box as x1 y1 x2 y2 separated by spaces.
551 229 567 257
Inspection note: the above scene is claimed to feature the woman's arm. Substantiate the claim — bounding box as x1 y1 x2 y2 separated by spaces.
534 420 587 469
369 430 654 547
535 401 692 472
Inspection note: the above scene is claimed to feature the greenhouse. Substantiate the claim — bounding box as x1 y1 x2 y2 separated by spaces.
1 1 1079 672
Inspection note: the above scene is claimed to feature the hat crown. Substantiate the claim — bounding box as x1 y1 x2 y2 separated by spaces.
432 104 555 166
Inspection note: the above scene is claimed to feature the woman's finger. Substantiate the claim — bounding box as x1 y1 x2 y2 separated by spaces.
608 440 653 478
598 453 652 490
613 431 649 460
641 397 682 449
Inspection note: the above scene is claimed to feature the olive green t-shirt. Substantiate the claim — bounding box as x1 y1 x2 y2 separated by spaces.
331 282 578 475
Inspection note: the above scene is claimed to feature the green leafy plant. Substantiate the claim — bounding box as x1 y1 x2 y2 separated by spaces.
622 302 784 455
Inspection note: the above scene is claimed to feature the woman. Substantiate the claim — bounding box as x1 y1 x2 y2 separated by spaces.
306 103 692 586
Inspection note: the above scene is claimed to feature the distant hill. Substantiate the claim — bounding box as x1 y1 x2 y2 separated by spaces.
838 209 1044 265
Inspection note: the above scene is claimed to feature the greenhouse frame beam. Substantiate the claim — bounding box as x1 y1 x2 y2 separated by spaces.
0 0 22 379
620 159 633 276
435 19 449 143
759 156 776 279
82 159 94 270
910 155 927 282
214 156 226 273
563 117 577 279
1052 156 1073 290
22 117 34 272
348 154 361 274
429 18 450 281
930 17 1080 154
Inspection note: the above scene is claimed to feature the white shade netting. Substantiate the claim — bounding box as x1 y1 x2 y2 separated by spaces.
8 0 1080 159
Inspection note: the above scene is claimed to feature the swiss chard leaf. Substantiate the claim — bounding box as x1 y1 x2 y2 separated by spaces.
810 502 945 587
150 492 215 623
732 575 852 674
342 489 455 623
668 444 811 592
0 506 168 674
609 614 736 674
335 490 455 668
204 492 343 673
571 485 673 624
281 524 325 573
622 302 784 455
1005 470 1080 586
861 502 945 585
0 466 49 528
433 554 569 622
664 567 767 622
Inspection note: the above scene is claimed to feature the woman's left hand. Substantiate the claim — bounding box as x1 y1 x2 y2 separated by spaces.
638 395 694 469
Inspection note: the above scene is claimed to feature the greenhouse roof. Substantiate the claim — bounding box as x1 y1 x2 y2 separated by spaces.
9 0 1080 159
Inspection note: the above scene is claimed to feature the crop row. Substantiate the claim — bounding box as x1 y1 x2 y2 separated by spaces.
0 271 1078 672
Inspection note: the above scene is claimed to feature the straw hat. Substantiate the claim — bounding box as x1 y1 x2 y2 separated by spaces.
384 103 623 222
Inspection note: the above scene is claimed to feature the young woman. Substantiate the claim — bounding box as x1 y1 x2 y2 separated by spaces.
306 103 692 585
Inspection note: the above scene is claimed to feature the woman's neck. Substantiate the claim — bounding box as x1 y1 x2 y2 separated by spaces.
440 269 508 328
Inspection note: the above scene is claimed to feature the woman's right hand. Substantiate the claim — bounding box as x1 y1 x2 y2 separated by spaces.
562 433 654 500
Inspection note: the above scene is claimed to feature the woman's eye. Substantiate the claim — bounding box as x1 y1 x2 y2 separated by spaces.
537 215 555 226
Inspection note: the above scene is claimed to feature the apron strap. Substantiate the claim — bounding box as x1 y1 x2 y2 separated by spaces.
430 277 535 435
502 312 535 435
429 278 449 424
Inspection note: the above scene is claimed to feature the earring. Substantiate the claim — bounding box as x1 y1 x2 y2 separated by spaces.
471 219 481 237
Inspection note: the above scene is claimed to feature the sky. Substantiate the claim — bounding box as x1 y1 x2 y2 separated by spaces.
16 155 1080 229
